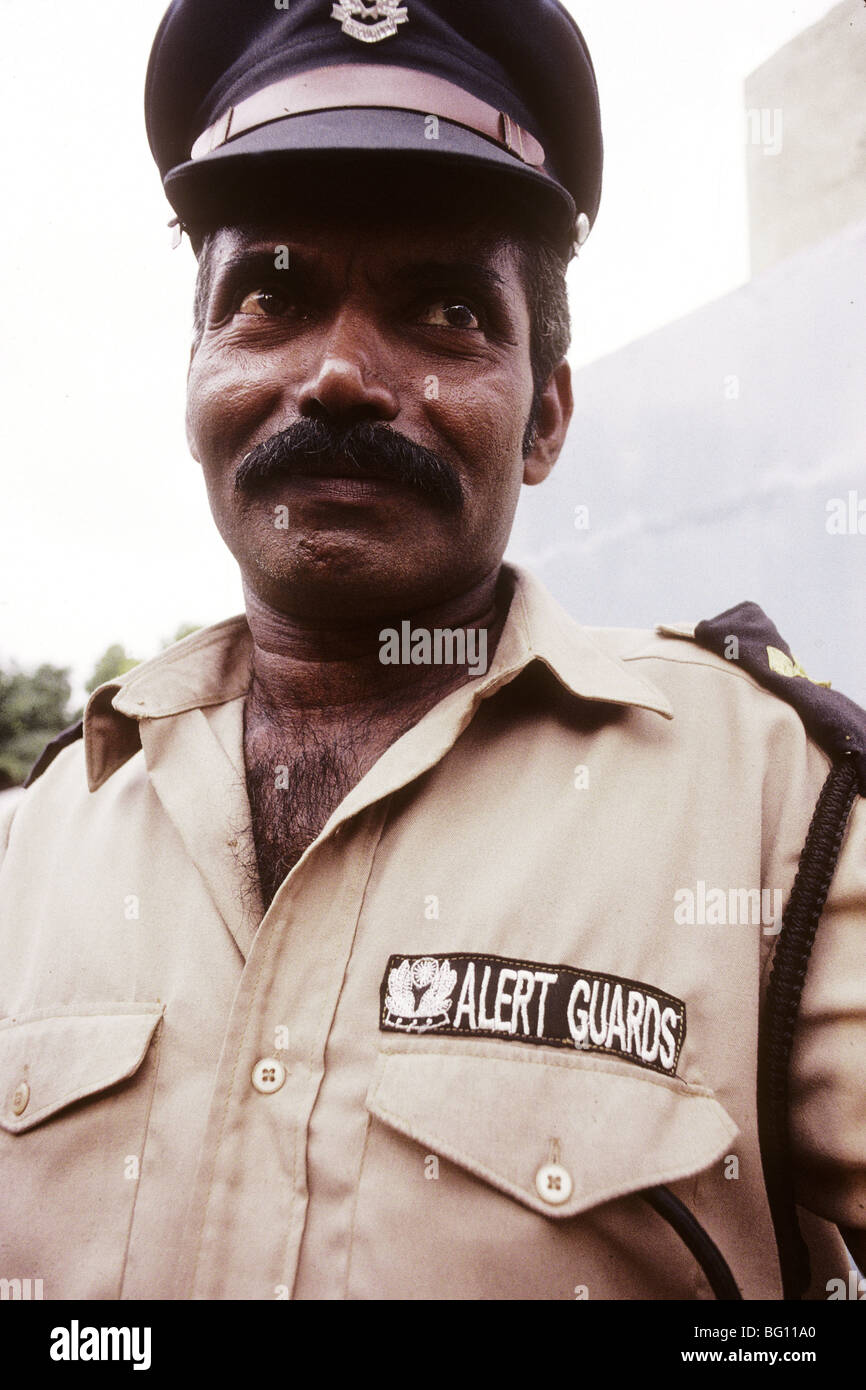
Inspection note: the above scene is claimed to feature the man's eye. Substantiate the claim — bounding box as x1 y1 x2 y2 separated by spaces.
418 301 481 330
236 289 293 317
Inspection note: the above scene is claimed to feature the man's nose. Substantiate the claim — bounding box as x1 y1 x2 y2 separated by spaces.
297 308 399 425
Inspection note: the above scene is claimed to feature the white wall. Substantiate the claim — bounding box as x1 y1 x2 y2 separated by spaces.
509 218 866 703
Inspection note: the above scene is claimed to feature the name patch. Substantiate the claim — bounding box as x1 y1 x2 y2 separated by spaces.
380 953 687 1077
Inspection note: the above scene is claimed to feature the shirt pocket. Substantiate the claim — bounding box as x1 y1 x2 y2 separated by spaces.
346 1043 739 1300
0 1003 164 1299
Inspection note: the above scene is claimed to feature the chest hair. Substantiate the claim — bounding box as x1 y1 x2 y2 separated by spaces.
243 662 476 909
244 715 365 909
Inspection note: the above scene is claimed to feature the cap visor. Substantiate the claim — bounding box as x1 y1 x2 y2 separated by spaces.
165 108 574 238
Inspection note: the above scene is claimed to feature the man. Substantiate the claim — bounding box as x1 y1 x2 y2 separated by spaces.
0 0 864 1302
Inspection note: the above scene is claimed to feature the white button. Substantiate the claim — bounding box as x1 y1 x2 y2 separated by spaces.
575 212 591 246
251 1058 286 1094
535 1161 573 1205
11 1080 29 1116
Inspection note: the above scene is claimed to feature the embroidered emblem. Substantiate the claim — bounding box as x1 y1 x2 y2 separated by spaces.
380 953 687 1077
331 0 409 44
383 956 458 1032
766 645 830 688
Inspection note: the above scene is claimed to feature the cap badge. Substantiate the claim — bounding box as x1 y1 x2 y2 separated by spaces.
331 1 409 44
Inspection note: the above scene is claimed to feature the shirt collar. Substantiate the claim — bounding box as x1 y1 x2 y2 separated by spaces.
490 565 673 716
83 564 672 791
84 616 252 791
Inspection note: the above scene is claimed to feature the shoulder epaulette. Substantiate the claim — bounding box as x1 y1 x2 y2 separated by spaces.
22 720 84 789
690 602 866 795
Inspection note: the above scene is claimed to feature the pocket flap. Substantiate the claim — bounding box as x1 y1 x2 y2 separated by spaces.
0 1004 164 1134
367 1046 739 1219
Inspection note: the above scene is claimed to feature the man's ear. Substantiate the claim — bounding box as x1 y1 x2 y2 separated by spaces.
523 359 573 486
185 395 201 465
186 341 201 462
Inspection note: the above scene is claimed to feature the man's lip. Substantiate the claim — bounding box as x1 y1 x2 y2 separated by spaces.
267 473 410 502
289 466 397 481
266 470 403 486
242 456 401 483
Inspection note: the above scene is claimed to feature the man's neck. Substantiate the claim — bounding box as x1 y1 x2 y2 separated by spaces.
243 569 510 727
241 568 512 905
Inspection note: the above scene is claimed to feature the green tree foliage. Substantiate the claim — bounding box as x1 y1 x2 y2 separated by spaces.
84 644 140 696
0 664 72 789
0 624 202 789
162 623 200 649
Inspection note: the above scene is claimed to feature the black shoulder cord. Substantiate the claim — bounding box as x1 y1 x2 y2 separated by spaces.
757 757 860 1301
634 757 859 1304
641 1186 743 1300
22 719 84 788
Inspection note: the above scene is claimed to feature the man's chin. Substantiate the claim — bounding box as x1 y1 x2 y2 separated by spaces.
236 525 456 623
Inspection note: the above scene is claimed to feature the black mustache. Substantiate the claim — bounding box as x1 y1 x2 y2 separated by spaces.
234 419 463 511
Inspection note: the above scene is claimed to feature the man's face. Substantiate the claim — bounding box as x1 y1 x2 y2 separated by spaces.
186 196 571 623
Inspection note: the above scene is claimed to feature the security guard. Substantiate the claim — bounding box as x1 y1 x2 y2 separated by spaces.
0 0 864 1302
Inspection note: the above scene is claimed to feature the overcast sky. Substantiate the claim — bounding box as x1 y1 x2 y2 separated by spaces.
0 0 838 696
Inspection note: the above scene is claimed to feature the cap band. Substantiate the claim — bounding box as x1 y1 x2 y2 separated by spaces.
190 62 546 168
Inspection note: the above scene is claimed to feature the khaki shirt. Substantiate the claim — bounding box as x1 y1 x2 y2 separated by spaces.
1 566 864 1300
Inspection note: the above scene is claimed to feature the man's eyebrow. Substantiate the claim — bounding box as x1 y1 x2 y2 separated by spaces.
213 248 301 281
214 252 508 290
393 261 508 294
